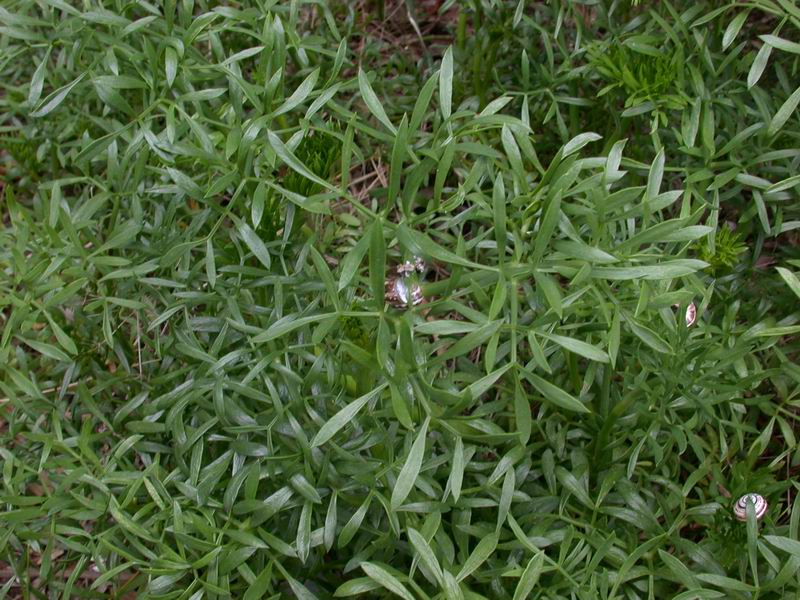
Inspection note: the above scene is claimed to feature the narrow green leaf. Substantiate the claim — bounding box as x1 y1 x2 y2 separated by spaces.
273 68 319 117
334 578 382 597
591 260 708 280
324 492 337 552
286 574 319 600
493 173 508 254
311 384 388 447
238 221 271 269
627 318 672 354
442 570 464 600
305 82 341 120
252 182 266 228
531 191 561 265
397 225 493 271
465 363 512 400
439 46 453 120
370 219 386 309
534 272 562 318
290 473 322 504
541 333 610 363
361 562 415 600
659 550 700 590
410 73 437 133
760 34 800 54
767 174 800 194
748 42 772 89
252 313 337 343
768 84 800 136
165 47 177 87
358 69 396 134
108 498 157 542
696 574 755 592
48 181 61 228
339 495 372 548
554 240 618 263
244 564 275 600
31 73 85 117
555 466 595 508
296 501 312 563
513 553 544 600
43 312 77 355
408 527 443 584
5 366 43 398
777 267 800 299
389 114 409 210
391 417 429 510
448 437 465 502
722 11 748 50
501 126 527 192
608 309 621 367
498 466 515 528
436 321 502 363
28 47 50 106
646 148 665 201
764 535 800 559
19 338 70 363
223 45 264 65
514 381 532 445
456 532 498 581
309 246 340 311
520 369 589 414
167 167 203 199
416 321 480 336
338 234 370 291
562 132 601 157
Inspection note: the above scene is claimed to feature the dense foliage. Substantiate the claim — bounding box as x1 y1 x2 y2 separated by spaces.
2 0 800 598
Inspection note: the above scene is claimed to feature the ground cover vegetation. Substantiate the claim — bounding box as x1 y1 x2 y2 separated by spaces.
1 0 800 598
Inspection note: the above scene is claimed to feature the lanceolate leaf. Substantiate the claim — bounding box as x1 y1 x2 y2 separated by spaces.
777 267 800 299
273 68 319 116
391 417 430 510
408 527 443 584
358 68 396 134
237 220 271 269
541 333 610 363
520 368 590 414
311 384 388 447
31 73 85 117
768 84 800 136
439 46 454 121
361 562 415 600
456 533 498 581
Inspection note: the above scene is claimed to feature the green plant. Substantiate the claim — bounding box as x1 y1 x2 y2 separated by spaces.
1 1 799 599
697 224 749 271
588 40 689 115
